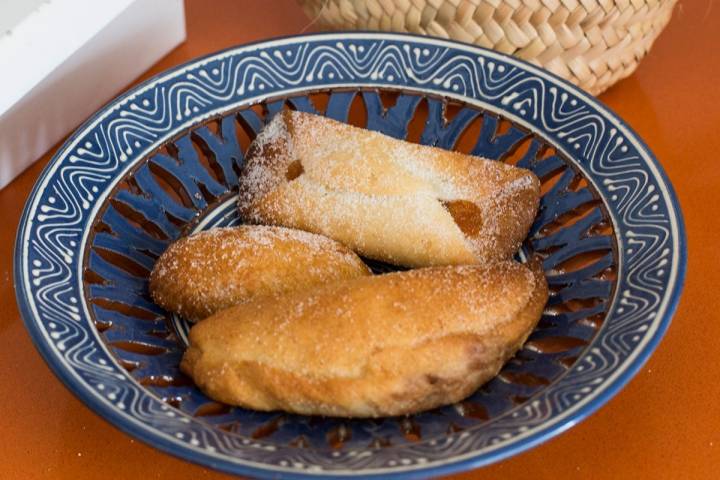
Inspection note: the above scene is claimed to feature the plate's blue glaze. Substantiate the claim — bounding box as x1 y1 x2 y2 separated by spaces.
15 33 686 478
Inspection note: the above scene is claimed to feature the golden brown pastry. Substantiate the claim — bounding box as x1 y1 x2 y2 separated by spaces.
149 225 370 322
238 110 540 267
181 260 548 417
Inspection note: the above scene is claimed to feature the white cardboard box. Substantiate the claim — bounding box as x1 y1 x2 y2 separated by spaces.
0 0 186 189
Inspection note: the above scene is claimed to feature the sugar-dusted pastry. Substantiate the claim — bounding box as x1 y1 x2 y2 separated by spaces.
238 111 540 267
181 260 548 417
149 225 370 322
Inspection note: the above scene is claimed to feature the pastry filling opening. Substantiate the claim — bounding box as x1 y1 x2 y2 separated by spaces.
285 160 304 181
441 200 483 236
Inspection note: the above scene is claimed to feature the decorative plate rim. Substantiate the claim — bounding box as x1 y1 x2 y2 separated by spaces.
14 32 687 479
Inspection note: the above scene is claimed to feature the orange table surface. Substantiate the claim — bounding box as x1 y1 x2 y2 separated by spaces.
1 1 718 479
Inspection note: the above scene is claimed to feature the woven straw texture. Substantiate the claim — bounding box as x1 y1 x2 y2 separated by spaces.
298 0 677 95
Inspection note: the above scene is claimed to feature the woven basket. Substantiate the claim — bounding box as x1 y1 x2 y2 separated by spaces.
298 0 677 95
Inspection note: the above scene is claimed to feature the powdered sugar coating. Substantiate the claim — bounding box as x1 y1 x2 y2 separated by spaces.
238 111 540 267
149 225 370 322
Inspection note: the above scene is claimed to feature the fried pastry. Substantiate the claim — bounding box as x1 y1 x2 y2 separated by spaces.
238 111 540 267
181 260 548 417
149 225 370 322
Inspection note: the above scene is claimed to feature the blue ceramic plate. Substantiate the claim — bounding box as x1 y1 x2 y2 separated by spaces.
15 33 686 478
